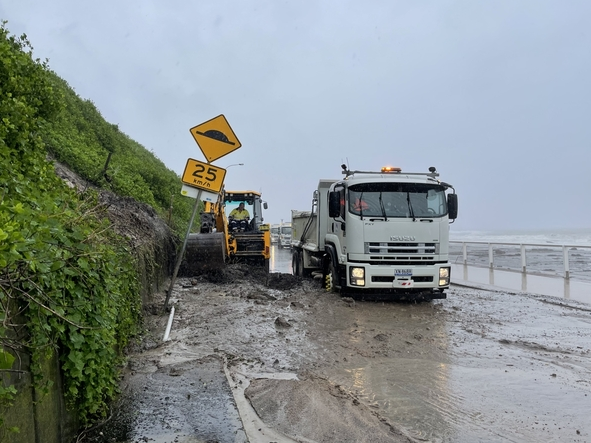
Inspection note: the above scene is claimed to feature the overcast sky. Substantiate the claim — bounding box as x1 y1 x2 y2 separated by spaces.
2 0 590 232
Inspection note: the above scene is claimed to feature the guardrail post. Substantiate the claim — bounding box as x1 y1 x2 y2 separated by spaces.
488 243 493 268
462 242 467 265
521 244 526 273
563 245 570 279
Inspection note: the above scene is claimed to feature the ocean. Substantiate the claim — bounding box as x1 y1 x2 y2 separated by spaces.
449 228 591 281
449 227 591 247
448 228 591 303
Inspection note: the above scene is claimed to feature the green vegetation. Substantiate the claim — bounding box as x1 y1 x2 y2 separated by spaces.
0 21 192 430
43 78 194 231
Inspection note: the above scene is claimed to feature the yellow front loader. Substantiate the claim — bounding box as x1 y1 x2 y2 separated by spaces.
183 190 271 273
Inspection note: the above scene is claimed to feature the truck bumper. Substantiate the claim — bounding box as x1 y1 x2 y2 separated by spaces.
345 263 451 292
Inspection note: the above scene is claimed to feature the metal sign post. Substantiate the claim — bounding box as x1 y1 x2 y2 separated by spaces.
164 187 202 311
165 114 242 310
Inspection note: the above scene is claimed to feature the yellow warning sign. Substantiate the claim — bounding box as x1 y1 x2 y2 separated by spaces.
181 159 227 193
189 114 241 162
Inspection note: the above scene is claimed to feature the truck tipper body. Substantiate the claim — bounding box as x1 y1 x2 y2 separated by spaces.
291 166 458 300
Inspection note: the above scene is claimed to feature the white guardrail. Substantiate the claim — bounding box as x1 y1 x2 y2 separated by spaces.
449 241 591 280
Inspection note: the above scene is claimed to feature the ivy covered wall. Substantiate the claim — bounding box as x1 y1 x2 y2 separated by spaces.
0 22 183 441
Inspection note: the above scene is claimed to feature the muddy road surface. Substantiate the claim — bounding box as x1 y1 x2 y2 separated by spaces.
83 262 591 443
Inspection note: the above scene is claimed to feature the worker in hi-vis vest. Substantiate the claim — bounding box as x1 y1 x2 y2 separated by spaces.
229 202 250 231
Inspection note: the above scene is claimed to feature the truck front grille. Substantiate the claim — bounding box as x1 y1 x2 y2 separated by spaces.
365 242 437 255
365 259 437 265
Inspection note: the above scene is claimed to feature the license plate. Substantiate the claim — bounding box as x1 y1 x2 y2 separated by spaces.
395 269 412 276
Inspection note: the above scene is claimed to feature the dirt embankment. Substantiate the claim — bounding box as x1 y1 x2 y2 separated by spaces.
53 160 178 302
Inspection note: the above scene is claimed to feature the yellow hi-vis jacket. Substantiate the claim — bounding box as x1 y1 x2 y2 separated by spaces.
229 208 250 220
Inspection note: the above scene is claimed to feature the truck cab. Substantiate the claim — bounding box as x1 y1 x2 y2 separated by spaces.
270 224 280 244
279 223 292 249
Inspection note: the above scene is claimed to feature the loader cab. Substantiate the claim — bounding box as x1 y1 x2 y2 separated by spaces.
224 191 267 232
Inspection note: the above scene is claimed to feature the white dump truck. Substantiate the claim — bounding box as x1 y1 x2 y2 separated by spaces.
279 222 292 249
291 165 458 300
270 224 280 244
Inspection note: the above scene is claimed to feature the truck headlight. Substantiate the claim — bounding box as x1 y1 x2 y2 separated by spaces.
439 267 450 286
350 267 365 286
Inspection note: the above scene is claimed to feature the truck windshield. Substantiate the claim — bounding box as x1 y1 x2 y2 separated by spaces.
348 183 447 218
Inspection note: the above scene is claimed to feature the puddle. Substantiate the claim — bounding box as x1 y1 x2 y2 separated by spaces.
269 244 293 274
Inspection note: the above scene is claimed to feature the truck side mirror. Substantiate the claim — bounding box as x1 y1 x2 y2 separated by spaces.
263 202 268 210
447 193 458 219
328 191 340 218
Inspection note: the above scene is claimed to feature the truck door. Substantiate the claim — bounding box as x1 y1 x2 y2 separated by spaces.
328 184 346 255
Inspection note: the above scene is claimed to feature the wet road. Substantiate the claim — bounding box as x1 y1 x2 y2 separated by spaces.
267 245 591 442
322 288 591 442
269 242 294 274
91 245 591 442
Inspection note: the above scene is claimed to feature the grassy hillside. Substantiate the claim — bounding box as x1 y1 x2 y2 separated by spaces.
0 21 193 433
43 75 195 232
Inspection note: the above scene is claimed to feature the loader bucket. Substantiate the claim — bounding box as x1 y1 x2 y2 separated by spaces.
182 232 226 275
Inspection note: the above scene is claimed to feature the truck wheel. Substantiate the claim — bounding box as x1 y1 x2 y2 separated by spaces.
292 251 300 276
325 258 339 293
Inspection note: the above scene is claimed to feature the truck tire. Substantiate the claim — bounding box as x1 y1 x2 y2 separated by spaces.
299 252 314 278
299 251 307 278
292 251 300 276
325 257 340 293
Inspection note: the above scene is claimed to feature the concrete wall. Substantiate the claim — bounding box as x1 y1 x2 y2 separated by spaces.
1 350 76 443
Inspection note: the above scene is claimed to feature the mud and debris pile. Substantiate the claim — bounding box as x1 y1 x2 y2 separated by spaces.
82 264 418 442
52 162 415 442
53 160 177 302
189 263 304 289
82 262 591 442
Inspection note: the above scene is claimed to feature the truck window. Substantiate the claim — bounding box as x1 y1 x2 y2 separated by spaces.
335 185 346 219
280 226 292 235
348 183 447 218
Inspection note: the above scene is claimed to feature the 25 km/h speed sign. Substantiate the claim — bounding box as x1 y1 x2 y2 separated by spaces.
181 159 226 193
